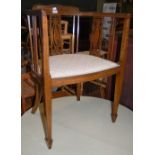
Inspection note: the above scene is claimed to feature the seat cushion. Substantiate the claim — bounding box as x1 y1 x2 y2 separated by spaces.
49 54 119 79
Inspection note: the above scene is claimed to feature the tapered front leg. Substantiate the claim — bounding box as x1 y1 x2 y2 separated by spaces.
44 86 53 149
111 72 124 122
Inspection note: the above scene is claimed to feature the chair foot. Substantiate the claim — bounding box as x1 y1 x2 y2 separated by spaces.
111 113 117 122
31 102 40 114
45 137 53 149
31 107 38 114
77 96 80 101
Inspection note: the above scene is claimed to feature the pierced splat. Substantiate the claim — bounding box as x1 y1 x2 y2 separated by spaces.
89 17 103 57
49 15 63 55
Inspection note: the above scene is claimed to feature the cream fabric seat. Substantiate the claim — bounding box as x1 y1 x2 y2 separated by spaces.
49 54 119 79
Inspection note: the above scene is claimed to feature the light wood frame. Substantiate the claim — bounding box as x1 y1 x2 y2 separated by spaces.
25 9 130 149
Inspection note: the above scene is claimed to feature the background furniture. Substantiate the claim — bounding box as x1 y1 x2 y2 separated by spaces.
21 73 37 115
61 20 74 53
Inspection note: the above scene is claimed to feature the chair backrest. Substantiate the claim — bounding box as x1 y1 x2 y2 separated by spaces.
26 10 50 78
25 9 130 78
89 13 130 64
32 4 79 56
32 5 63 56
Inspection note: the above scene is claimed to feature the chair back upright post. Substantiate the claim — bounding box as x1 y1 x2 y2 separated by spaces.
26 10 52 148
27 14 39 73
119 17 130 68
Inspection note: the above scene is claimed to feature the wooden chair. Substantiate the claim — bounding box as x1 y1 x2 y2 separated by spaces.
25 9 130 149
61 20 74 53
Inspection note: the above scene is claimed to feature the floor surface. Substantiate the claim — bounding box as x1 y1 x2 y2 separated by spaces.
21 96 133 155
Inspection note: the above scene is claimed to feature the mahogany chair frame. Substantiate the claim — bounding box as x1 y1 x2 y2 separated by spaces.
25 10 130 149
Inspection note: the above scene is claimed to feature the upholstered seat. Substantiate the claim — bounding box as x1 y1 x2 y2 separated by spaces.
49 54 119 79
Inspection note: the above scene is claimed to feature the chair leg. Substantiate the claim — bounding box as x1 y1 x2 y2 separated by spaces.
100 86 106 98
31 85 39 113
76 83 83 101
44 90 53 149
21 97 26 115
31 84 42 113
111 72 123 122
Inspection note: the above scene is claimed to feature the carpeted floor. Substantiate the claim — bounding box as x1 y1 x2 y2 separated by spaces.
21 96 132 155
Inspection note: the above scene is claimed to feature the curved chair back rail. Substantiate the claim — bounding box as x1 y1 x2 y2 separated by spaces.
25 9 130 149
